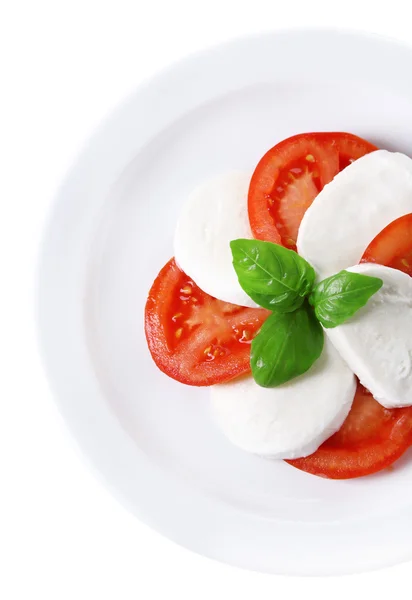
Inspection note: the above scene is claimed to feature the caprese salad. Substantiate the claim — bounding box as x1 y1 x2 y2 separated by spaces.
145 132 412 480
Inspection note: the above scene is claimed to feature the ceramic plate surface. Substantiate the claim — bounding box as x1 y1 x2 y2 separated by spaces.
37 29 412 575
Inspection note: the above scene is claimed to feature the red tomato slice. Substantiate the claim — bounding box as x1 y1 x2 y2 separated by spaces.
287 384 412 479
248 132 377 250
289 213 412 479
361 213 412 276
145 258 269 386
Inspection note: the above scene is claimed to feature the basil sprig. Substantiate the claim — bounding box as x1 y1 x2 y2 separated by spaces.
309 270 383 328
230 239 382 388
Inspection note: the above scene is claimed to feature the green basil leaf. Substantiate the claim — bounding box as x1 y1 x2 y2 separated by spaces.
250 303 324 387
310 270 383 329
230 239 316 312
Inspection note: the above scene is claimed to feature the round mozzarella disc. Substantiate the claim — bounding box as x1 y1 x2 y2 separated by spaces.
174 172 257 307
297 150 412 279
210 340 356 459
326 263 412 409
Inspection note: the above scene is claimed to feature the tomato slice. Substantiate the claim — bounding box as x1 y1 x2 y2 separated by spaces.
361 213 412 276
145 258 269 386
287 384 412 479
288 213 412 479
248 132 377 250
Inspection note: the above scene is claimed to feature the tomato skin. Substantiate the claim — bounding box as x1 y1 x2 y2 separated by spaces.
248 132 377 249
361 213 412 276
145 258 269 386
287 384 412 479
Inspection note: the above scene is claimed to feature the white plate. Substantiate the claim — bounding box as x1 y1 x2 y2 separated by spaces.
37 29 412 576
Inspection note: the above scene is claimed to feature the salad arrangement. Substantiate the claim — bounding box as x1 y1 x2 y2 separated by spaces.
145 132 412 479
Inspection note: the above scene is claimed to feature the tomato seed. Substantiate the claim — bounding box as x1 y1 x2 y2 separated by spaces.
402 258 410 268
191 296 198 303
242 329 251 340
181 285 192 295
172 312 182 322
203 346 212 354
306 154 315 163
175 327 183 339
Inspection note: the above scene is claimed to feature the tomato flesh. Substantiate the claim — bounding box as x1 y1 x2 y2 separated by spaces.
145 258 269 386
287 384 412 479
361 213 412 277
289 211 412 478
248 132 377 250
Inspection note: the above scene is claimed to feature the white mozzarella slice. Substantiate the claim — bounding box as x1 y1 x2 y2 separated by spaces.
174 172 257 307
326 263 412 409
210 340 356 459
297 150 412 279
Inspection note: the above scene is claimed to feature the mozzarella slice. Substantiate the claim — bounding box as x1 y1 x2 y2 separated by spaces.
174 172 257 307
210 340 356 459
326 263 412 408
297 150 412 279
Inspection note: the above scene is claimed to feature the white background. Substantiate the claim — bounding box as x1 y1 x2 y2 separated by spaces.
2 1 412 598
